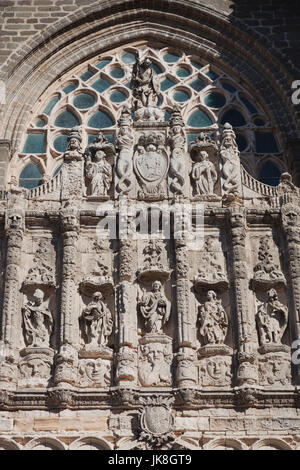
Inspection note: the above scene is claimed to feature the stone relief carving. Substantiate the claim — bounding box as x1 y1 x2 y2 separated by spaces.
23 238 56 289
194 236 228 290
220 123 242 201
19 352 52 386
138 338 172 387
138 396 175 449
63 127 84 162
84 132 115 198
258 355 291 387
78 358 111 388
199 356 232 387
189 133 218 198
133 132 169 200
256 289 288 347
61 128 85 200
198 290 228 346
80 240 114 296
116 106 135 195
138 239 170 282
252 236 286 290
138 280 171 334
22 289 53 348
168 106 186 195
115 347 137 384
80 292 113 349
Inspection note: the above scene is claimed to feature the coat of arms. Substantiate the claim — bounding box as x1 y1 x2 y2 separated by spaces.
133 132 169 200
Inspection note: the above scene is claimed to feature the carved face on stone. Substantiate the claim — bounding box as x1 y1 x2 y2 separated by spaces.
285 210 298 225
152 281 162 293
207 290 216 301
68 137 80 150
8 213 22 230
84 359 109 382
93 291 102 302
267 288 278 301
146 344 164 365
207 358 227 380
20 357 51 378
33 289 44 306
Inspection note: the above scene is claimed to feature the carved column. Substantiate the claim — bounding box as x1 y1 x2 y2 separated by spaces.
54 205 79 387
115 234 138 388
227 207 259 399
0 194 25 390
281 202 300 384
174 237 197 390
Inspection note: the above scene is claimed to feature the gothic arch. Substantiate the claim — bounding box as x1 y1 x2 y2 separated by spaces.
24 437 67 450
0 0 298 162
69 436 113 450
0 438 21 450
252 438 293 451
203 438 248 450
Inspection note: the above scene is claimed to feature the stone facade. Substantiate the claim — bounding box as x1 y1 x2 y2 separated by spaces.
0 0 300 451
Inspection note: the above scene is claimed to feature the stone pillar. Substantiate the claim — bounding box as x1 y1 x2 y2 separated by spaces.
54 205 79 388
281 202 300 384
174 237 197 390
115 236 138 388
0 140 10 190
228 207 259 399
0 191 25 389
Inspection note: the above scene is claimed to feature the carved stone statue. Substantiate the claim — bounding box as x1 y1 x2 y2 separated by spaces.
139 281 170 334
131 56 160 109
64 127 83 161
220 123 241 197
22 289 53 348
116 106 135 195
256 288 288 345
80 292 113 347
191 150 218 195
84 133 115 197
169 107 186 195
199 290 228 345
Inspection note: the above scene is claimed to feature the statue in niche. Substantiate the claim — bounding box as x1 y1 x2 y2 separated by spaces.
80 292 113 348
22 289 53 348
169 106 186 195
143 240 163 270
84 132 115 197
253 236 285 283
139 281 171 334
64 127 84 161
191 150 218 195
256 288 288 345
131 56 160 109
199 290 228 345
220 123 241 196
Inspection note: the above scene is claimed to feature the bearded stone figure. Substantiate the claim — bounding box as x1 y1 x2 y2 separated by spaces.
199 290 228 345
22 289 53 348
191 150 218 195
80 292 113 348
139 281 171 334
256 288 288 345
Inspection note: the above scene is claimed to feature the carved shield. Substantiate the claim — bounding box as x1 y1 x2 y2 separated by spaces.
141 405 173 436
133 149 169 188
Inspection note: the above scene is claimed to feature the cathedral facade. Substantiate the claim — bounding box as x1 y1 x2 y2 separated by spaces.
0 0 300 450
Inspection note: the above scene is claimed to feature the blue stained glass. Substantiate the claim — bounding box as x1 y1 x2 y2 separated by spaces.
80 69 95 81
63 83 78 94
43 96 60 115
240 95 257 114
259 161 281 187
189 78 206 92
73 93 96 109
187 109 213 128
221 109 246 127
121 52 136 64
19 163 42 189
96 59 111 69
88 111 114 128
205 70 219 81
163 52 180 63
125 82 131 89
23 133 46 153
236 133 248 152
187 133 199 144
151 63 163 74
35 118 46 128
53 135 68 153
164 111 171 122
109 67 124 79
173 90 190 102
110 91 127 103
54 110 79 128
161 78 175 91
92 78 111 93
53 164 63 177
255 132 279 153
176 67 191 78
191 60 203 69
204 92 226 109
221 82 237 94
